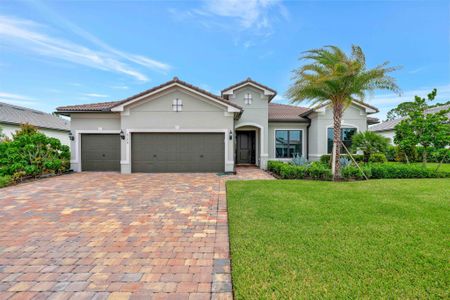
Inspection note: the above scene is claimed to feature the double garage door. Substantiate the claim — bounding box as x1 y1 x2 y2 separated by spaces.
81 133 224 173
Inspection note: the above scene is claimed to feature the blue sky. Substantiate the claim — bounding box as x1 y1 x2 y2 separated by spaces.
0 0 449 120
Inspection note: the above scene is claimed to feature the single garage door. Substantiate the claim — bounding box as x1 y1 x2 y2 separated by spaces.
81 134 120 171
132 133 225 173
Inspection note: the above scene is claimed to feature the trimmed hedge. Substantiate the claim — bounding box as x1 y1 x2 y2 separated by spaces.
320 154 364 165
369 153 387 163
0 175 12 188
267 161 332 181
268 160 450 181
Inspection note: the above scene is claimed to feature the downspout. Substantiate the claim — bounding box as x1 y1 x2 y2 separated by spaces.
303 116 311 160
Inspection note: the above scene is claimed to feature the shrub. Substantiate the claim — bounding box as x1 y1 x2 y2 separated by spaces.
369 153 387 163
267 160 331 180
0 124 70 181
351 131 390 162
369 163 449 179
320 154 364 166
385 145 397 161
0 175 12 188
395 145 417 163
341 165 372 180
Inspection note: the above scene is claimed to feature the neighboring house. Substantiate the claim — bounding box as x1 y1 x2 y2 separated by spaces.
0 102 70 145
369 103 450 144
56 77 379 173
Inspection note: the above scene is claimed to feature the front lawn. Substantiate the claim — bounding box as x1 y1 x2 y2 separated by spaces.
227 179 449 299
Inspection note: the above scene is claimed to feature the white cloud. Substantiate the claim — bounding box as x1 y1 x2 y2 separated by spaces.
170 0 288 39
0 92 38 106
367 84 450 120
111 85 129 90
0 15 170 81
82 93 109 98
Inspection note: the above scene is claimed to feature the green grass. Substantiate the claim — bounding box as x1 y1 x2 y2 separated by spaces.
227 179 450 299
387 162 450 172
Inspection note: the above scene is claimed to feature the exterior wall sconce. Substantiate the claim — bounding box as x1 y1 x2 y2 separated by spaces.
68 131 74 141
229 130 233 140
120 130 125 140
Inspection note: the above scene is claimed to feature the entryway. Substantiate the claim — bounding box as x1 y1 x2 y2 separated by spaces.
236 131 256 164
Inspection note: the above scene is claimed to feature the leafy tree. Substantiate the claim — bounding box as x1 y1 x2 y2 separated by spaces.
386 102 417 121
351 131 390 162
287 45 400 180
0 124 70 181
394 89 450 166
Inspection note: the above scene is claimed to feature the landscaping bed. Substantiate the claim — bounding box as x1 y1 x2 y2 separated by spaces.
267 160 450 180
227 179 449 299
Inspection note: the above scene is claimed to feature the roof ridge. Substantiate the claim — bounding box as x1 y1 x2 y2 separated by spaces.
269 102 309 109
0 101 52 115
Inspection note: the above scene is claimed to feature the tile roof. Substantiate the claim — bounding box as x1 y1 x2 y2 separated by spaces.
370 104 450 132
268 103 310 122
56 77 242 113
0 102 70 131
221 77 277 101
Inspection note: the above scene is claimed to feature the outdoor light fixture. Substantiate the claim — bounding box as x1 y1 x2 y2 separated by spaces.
120 130 125 140
229 130 233 140
68 131 74 141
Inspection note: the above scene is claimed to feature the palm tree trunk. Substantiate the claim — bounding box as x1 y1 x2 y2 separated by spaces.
332 102 344 180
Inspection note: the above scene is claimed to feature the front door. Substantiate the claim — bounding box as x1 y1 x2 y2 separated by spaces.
236 131 256 164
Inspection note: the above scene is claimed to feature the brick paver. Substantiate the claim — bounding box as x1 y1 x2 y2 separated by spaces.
0 167 272 299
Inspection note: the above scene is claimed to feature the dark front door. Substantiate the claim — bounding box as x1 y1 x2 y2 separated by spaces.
81 134 120 171
236 131 255 164
131 133 225 173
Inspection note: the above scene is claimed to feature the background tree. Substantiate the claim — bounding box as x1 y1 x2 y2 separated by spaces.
386 102 417 121
394 89 450 166
287 45 400 180
351 131 390 162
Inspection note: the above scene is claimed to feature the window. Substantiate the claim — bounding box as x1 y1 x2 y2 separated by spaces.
275 130 302 158
172 98 183 112
244 93 252 105
327 127 357 154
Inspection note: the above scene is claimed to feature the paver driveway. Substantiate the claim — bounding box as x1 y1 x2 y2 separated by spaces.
0 168 273 300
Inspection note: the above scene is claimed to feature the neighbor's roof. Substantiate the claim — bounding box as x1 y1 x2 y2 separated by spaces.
369 103 450 132
57 77 242 113
0 102 70 131
221 77 277 101
268 103 310 122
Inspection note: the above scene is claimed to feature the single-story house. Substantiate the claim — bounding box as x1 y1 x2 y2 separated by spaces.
0 102 70 145
56 77 379 173
369 103 450 144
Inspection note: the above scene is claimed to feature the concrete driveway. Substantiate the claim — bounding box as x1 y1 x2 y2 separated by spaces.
0 168 272 300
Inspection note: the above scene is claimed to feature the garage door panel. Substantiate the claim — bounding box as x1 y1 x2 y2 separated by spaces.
131 133 225 173
81 134 120 172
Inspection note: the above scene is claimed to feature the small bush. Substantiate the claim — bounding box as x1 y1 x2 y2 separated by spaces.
369 153 387 163
385 145 397 161
341 165 372 180
267 160 331 181
0 175 12 188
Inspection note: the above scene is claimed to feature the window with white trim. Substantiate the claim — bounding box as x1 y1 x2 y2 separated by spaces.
275 130 302 158
244 93 252 105
172 98 183 112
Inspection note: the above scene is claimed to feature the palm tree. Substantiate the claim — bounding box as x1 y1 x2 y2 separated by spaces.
287 45 401 180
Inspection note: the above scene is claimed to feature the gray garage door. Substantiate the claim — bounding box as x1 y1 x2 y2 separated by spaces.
81 134 120 171
132 133 225 173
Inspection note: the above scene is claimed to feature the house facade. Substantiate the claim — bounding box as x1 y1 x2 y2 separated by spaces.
56 77 379 173
0 102 70 145
369 103 450 144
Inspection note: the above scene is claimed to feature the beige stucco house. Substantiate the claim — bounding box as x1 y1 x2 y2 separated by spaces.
56 77 379 173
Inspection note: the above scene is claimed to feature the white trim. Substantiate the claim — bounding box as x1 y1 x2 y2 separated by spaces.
273 128 306 159
71 130 121 167
111 82 241 113
235 122 267 157
222 82 275 97
122 129 230 171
